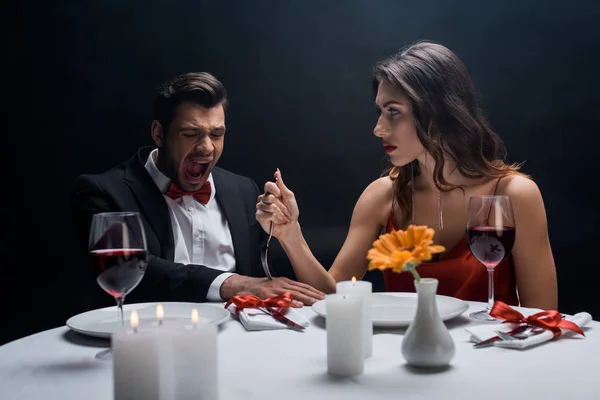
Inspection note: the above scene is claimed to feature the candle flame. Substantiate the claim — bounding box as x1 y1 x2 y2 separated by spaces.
130 310 139 329
156 303 164 321
191 308 199 324
352 276 356 283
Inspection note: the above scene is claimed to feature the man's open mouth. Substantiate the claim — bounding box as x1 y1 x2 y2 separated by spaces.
184 159 212 183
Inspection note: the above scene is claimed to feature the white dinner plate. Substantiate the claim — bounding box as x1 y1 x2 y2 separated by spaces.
66 302 230 338
311 292 468 327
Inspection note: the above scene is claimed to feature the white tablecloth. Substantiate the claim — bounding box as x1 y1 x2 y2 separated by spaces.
1 301 599 399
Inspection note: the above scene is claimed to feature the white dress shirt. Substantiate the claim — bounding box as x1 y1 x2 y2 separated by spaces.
144 149 236 301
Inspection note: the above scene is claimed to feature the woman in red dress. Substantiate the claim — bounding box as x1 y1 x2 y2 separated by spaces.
256 41 557 310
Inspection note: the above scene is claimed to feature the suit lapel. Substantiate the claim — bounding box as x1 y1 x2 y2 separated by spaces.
213 168 250 276
124 148 175 261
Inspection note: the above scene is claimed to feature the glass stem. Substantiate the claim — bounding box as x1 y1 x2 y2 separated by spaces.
486 268 495 312
116 296 125 325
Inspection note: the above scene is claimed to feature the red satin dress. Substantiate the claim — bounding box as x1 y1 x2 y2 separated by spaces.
382 186 519 306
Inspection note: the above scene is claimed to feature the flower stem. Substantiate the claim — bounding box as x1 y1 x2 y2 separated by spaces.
411 268 421 282
404 262 421 282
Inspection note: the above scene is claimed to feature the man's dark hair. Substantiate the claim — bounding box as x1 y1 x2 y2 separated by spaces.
153 72 228 133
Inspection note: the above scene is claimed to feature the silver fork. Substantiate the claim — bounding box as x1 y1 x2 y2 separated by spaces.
495 326 544 341
260 221 274 279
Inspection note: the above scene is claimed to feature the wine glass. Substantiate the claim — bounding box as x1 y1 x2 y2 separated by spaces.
466 195 515 321
88 211 148 360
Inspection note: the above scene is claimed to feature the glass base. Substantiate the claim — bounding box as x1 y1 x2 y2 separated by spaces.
469 309 500 322
95 348 113 361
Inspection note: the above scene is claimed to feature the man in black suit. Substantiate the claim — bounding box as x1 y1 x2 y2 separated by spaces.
71 72 324 306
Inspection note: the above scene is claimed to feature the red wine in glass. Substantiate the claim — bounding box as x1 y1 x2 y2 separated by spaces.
467 226 515 268
88 211 148 360
90 248 147 298
465 195 515 322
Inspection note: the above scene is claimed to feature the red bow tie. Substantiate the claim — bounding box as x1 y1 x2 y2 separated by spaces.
166 181 211 204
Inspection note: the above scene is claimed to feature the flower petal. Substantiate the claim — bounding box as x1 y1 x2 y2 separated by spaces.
367 225 443 274
428 245 446 253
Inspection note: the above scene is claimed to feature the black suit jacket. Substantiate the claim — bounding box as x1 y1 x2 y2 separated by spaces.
71 147 267 304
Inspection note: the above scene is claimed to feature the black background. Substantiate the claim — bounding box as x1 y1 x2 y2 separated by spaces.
4 0 599 345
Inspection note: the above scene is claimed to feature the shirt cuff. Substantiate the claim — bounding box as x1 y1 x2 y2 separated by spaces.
206 272 237 301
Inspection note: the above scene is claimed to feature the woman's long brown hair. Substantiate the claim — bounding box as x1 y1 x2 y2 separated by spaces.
373 40 526 228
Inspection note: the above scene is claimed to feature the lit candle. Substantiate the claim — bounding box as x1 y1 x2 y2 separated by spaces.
326 293 364 377
113 310 161 400
113 308 219 400
131 309 139 333
156 303 164 326
336 277 373 358
191 308 199 328
164 309 218 400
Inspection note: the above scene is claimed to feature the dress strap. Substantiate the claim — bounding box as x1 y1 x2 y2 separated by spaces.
492 177 502 195
483 177 504 225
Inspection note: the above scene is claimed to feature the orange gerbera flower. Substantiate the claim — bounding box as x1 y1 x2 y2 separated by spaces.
367 225 445 281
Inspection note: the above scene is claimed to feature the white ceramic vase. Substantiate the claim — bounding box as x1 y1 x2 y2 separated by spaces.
401 278 455 368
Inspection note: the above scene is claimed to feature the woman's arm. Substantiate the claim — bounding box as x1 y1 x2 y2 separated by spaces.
500 175 558 309
256 171 392 293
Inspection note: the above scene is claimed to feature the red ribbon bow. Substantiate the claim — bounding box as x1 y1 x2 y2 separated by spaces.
490 301 584 338
166 181 211 204
224 292 294 313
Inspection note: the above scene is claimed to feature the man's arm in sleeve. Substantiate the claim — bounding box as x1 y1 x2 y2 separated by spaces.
70 175 226 302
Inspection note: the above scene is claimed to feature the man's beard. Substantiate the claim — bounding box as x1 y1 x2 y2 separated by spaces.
155 148 181 185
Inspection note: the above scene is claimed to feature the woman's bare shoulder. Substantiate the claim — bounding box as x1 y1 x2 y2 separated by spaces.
359 176 394 204
352 176 394 225
497 174 542 198
496 174 545 211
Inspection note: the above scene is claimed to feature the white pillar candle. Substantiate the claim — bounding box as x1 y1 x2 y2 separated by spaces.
165 320 218 399
326 294 364 377
113 310 162 400
113 308 219 400
336 278 373 358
